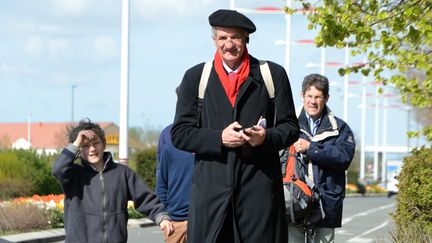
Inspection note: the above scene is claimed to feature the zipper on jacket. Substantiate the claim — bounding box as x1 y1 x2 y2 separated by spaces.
100 172 107 243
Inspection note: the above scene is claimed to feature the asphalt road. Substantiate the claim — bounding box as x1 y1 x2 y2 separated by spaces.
126 195 396 243
336 196 396 243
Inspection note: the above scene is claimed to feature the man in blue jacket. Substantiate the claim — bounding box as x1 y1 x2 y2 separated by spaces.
291 74 355 242
156 123 194 243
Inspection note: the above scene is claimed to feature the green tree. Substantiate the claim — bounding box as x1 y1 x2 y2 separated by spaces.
287 0 432 140
0 149 61 199
129 124 162 148
133 146 157 190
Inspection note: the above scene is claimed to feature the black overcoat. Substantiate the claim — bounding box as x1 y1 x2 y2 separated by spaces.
171 56 299 243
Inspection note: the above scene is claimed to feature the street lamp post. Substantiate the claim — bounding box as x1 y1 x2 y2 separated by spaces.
71 84 77 123
119 0 130 166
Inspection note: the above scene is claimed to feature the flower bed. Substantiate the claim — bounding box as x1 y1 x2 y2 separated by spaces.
12 194 64 210
0 194 65 235
346 183 387 194
1 194 144 235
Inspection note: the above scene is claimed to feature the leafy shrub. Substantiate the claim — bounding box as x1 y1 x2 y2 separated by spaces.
0 149 61 200
128 207 145 219
393 147 432 240
46 208 64 229
134 146 157 190
14 150 61 196
0 151 35 199
388 224 432 243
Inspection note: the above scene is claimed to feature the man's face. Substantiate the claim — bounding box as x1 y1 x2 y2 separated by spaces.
213 27 247 68
80 135 105 166
302 85 329 120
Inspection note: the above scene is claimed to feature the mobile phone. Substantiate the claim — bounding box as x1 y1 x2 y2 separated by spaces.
234 127 243 132
256 117 266 128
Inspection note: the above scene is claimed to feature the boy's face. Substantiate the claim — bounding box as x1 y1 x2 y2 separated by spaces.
80 135 105 167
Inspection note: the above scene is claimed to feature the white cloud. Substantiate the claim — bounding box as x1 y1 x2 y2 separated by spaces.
0 61 36 75
24 37 45 56
24 37 71 58
93 36 117 61
49 39 70 55
133 0 216 19
50 73 72 85
51 0 90 16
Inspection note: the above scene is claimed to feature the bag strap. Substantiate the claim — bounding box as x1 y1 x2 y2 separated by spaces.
196 61 213 127
258 60 274 99
199 61 212 99
289 182 296 223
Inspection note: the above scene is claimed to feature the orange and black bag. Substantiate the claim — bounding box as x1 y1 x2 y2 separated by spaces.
280 145 324 226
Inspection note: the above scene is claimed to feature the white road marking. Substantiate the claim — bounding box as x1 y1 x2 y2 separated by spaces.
335 229 354 236
346 220 390 242
342 203 395 225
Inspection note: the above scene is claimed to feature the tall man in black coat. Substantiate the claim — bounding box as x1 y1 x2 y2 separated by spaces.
171 9 299 243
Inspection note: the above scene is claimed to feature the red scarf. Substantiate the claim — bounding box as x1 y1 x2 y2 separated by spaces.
214 49 250 107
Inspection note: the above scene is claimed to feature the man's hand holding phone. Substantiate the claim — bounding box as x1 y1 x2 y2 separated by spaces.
240 116 266 147
222 122 247 148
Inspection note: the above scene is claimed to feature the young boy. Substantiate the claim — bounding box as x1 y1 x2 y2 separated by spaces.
52 119 174 243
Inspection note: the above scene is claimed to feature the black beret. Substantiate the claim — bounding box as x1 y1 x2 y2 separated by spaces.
209 9 256 33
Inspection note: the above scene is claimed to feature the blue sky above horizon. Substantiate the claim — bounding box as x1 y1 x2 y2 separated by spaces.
0 0 426 148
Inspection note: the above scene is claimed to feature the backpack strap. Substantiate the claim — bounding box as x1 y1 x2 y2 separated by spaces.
198 61 212 99
196 61 212 127
258 60 275 99
289 182 296 223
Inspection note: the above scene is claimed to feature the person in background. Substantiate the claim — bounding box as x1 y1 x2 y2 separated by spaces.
156 123 194 243
156 124 171 178
171 9 299 243
156 87 182 183
52 118 174 243
291 74 355 242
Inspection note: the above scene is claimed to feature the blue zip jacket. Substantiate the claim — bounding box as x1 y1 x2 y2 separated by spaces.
156 140 194 221
298 107 355 228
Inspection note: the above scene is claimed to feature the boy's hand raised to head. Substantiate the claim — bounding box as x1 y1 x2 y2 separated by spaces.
73 130 96 148
160 219 174 237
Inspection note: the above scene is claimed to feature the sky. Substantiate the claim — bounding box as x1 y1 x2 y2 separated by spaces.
0 0 427 149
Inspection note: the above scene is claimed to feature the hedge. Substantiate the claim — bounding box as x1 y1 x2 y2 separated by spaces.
133 146 158 190
0 149 61 200
393 147 432 241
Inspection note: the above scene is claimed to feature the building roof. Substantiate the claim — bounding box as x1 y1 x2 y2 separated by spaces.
0 122 115 150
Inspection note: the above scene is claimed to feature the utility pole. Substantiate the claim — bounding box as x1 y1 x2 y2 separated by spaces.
119 0 130 165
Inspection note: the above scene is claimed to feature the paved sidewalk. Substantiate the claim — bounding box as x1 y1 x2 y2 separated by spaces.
0 218 154 243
